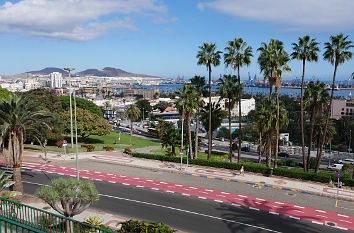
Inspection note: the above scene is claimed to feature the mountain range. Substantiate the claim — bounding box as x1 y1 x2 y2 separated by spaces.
3 67 163 79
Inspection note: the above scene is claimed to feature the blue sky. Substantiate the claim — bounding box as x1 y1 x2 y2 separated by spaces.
0 0 353 81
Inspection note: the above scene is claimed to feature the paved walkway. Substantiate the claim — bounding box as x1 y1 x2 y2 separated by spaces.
25 149 354 201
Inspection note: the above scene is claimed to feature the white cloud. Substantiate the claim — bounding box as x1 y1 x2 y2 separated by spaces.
198 0 354 31
0 0 169 41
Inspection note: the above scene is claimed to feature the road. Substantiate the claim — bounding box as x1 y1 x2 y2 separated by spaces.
20 168 346 233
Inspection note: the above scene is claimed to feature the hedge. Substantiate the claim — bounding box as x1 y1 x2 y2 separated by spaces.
132 153 354 187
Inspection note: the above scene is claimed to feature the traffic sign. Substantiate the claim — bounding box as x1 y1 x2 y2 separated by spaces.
336 172 342 178
179 148 184 153
63 140 67 147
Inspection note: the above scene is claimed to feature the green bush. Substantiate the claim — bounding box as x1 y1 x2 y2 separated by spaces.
118 220 176 233
277 160 301 167
308 157 317 169
132 153 354 186
232 143 238 151
204 150 226 156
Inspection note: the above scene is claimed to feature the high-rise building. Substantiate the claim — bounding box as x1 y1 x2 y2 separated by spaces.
50 72 63 88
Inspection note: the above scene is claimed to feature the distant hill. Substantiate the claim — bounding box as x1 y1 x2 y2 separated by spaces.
75 67 159 78
26 67 68 76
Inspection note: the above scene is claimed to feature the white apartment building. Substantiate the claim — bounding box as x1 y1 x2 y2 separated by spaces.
202 96 256 116
50 72 63 88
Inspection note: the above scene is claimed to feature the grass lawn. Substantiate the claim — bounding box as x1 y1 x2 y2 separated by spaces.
77 132 161 149
151 148 228 162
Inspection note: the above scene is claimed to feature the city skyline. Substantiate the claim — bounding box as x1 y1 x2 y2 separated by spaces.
0 0 353 81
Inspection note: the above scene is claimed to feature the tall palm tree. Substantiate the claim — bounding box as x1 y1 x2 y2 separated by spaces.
291 36 320 171
258 39 291 167
317 34 353 172
304 81 329 171
197 43 222 160
0 93 51 193
224 38 253 163
190 76 207 159
254 106 269 163
124 104 140 144
176 85 198 159
217 74 239 162
156 121 180 156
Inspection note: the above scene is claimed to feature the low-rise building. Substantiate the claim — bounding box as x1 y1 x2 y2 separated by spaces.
331 96 354 119
123 88 160 99
202 96 256 116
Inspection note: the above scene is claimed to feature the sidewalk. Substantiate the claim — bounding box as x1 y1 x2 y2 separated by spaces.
22 149 354 201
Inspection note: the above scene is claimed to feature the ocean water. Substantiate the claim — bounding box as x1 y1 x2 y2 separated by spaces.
143 84 353 97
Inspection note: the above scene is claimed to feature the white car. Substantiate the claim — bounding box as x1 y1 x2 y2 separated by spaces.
338 159 354 165
327 164 343 170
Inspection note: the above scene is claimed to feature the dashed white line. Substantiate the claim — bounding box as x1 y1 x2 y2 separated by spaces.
160 182 167 184
136 185 144 188
182 193 190 196
269 212 279 215
249 207 260 211
256 198 265 201
165 191 174 193
151 188 159 190
198 197 207 199
146 179 154 182
94 171 101 174
289 216 300 220
293 210 304 213
294 205 305 209
274 202 284 205
120 175 126 177
122 183 130 186
315 210 326 213
338 219 352 223
221 192 230 194
108 181 116 183
336 226 348 230
316 215 328 219
205 189 213 192
337 214 349 218
238 195 247 198
311 221 323 225
95 179 102 181
175 184 183 187
214 200 223 203
232 203 241 207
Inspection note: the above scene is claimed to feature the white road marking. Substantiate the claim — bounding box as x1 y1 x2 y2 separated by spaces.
256 198 265 201
151 188 159 190
175 184 183 187
165 191 174 193
315 210 326 213
122 183 130 186
205 189 213 192
214 200 223 203
238 195 247 198
269 212 279 215
146 179 154 182
108 181 116 183
294 205 304 209
95 179 102 181
189 187 198 189
336 226 348 230
100 194 282 233
288 216 300 220
274 202 284 205
182 193 190 196
198 197 207 199
221 192 230 194
249 207 259 211
311 221 323 225
316 215 328 219
232 204 241 207
136 185 144 188
338 214 349 218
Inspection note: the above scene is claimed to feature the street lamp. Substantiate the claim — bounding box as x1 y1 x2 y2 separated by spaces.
64 68 75 149
64 67 79 181
349 129 352 158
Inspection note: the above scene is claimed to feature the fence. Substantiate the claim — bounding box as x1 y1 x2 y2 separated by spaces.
0 197 114 233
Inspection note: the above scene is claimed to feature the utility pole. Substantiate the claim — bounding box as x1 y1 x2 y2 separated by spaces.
180 105 184 170
64 68 75 149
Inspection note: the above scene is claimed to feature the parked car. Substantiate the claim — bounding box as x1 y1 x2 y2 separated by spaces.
327 164 343 170
241 146 250 152
338 159 354 165
201 142 215 147
278 152 290 158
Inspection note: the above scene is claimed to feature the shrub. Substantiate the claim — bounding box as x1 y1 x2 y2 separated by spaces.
342 164 354 179
86 145 95 152
118 220 176 233
105 147 114 152
124 148 132 155
56 141 63 148
204 150 226 156
277 160 301 168
308 157 317 169
232 143 238 151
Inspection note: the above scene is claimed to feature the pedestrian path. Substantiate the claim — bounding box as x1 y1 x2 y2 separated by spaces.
18 161 354 231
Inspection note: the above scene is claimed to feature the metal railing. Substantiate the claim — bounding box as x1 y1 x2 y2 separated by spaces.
0 197 114 233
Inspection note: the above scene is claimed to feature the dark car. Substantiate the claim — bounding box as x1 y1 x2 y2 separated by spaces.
241 146 250 152
278 152 290 157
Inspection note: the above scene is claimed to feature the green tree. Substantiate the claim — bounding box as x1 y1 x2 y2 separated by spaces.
0 87 10 100
190 76 207 159
197 43 222 160
224 37 253 163
291 35 320 171
36 178 99 233
304 81 329 171
176 85 199 159
0 93 51 193
258 39 291 167
124 104 141 143
201 102 227 157
59 96 103 116
253 105 269 163
317 34 353 172
217 74 239 162
156 121 180 156
60 108 112 140
136 99 152 120
154 101 172 112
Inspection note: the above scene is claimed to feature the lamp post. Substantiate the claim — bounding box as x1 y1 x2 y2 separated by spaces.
64 67 79 180
349 129 352 159
64 68 75 149
180 105 184 170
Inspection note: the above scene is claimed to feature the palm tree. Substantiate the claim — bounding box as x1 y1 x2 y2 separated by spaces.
190 76 207 159
291 35 320 171
224 38 253 163
254 106 269 163
124 104 140 144
0 93 51 193
217 74 239 162
176 85 198 159
156 121 180 156
201 102 227 156
258 39 291 167
197 43 222 160
317 34 353 172
304 81 329 171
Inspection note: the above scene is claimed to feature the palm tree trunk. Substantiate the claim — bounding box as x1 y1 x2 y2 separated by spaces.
274 87 280 168
237 64 242 163
300 59 307 171
316 62 338 173
12 131 24 193
228 101 232 162
208 63 212 160
130 121 133 145
258 132 262 163
266 129 272 168
307 104 316 171
187 114 193 159
195 111 200 159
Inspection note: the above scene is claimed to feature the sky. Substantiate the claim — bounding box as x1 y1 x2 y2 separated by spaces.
0 0 353 81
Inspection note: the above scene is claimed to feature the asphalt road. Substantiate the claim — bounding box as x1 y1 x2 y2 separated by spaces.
20 169 346 233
